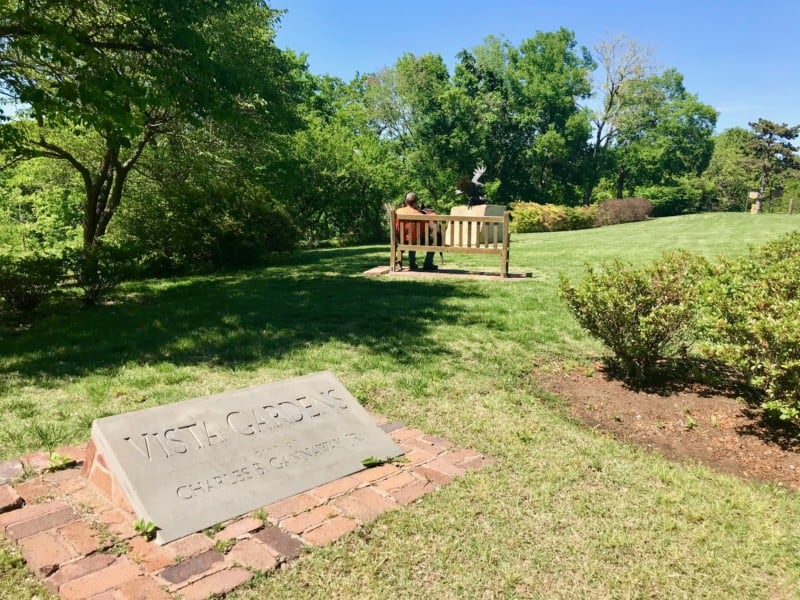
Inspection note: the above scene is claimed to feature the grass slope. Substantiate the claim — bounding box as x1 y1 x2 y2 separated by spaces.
2 213 799 598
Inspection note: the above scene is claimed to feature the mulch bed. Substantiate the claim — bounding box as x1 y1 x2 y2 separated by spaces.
537 364 800 490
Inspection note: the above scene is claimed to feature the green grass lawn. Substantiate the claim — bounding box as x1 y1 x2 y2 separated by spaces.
2 213 800 599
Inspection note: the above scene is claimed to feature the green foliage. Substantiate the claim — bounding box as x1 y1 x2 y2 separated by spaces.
0 155 82 251
0 0 303 251
560 251 708 379
702 127 757 211
510 202 596 233
47 452 75 472
0 252 63 314
635 177 712 217
63 241 134 303
593 197 653 226
697 231 800 421
132 519 158 541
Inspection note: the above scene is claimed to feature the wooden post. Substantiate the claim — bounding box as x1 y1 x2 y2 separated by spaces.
389 208 397 271
501 211 510 278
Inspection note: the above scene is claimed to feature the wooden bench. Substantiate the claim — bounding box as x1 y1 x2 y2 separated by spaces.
389 208 511 277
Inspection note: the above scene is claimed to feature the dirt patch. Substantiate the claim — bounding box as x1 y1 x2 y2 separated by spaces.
539 364 800 490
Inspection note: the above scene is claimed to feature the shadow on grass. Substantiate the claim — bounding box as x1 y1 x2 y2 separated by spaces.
0 246 479 382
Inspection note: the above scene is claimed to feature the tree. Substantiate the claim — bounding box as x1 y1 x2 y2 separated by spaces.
584 34 655 203
0 0 303 252
702 127 757 211
748 119 800 213
609 69 717 198
508 28 594 204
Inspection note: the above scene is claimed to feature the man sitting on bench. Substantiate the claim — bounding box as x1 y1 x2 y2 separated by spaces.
396 192 438 271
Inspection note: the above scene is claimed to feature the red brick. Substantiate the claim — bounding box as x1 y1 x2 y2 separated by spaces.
439 448 481 467
0 459 24 484
226 538 278 571
96 452 108 469
301 516 358 547
127 535 173 572
402 437 448 454
419 434 454 449
178 567 252 600
281 505 338 534
60 557 141 600
79 589 118 599
419 457 466 478
5 504 77 540
81 439 97 478
117 576 172 600
71 485 111 511
96 508 137 540
159 549 224 585
331 487 397 522
308 476 360 501
401 448 436 466
45 553 116 594
13 478 54 503
0 498 68 527
254 526 303 559
264 492 318 520
19 530 76 576
215 516 263 541
21 451 51 473
89 463 114 498
50 472 89 496
374 471 418 493
162 532 214 559
0 485 22 513
415 466 453 485
111 479 133 512
351 463 401 483
58 520 103 555
388 427 424 441
391 479 438 504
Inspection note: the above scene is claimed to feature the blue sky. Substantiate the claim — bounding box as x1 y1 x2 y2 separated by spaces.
273 0 799 133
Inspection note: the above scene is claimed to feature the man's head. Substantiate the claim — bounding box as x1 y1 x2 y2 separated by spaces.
404 192 418 207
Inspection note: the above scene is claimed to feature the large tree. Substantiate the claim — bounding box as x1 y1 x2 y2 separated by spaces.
703 127 757 211
748 119 800 213
584 33 654 203
609 69 717 198
0 0 303 251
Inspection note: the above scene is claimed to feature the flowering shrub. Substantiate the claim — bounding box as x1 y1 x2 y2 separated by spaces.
510 203 596 233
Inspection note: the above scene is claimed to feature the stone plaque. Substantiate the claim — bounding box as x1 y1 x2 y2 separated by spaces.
90 371 403 543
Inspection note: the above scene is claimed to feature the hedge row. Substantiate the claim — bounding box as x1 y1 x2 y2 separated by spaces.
560 230 800 423
510 198 652 233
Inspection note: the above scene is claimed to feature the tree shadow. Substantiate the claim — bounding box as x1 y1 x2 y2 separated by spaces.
0 247 479 382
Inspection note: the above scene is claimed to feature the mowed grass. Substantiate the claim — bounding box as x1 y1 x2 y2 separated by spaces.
2 213 800 598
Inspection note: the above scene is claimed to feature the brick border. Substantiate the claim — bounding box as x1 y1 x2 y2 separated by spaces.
0 419 495 600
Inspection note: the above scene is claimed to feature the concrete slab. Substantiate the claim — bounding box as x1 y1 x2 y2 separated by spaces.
90 372 403 543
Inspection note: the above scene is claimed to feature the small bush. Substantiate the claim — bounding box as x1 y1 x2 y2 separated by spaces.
594 198 653 226
560 251 708 380
697 231 800 421
63 241 137 304
510 203 596 233
0 252 63 314
634 179 710 217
